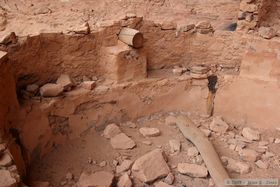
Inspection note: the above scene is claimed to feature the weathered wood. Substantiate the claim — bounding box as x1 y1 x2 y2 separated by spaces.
173 115 234 187
118 28 143 48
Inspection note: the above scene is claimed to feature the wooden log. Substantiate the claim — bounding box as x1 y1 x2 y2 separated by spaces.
172 115 234 187
118 28 143 48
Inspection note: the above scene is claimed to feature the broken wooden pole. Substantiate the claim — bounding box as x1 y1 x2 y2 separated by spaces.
118 28 143 48
172 115 234 187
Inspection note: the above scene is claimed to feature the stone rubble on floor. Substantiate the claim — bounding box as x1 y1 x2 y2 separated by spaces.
209 116 229 133
117 173 132 187
222 156 251 174
139 127 160 137
110 133 136 150
131 149 170 183
169 139 181 153
78 171 114 187
103 123 122 139
241 127 260 141
177 163 208 178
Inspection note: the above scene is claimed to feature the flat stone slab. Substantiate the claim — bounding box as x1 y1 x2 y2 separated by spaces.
110 133 136 150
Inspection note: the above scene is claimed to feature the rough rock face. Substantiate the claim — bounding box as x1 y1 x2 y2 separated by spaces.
77 171 114 187
177 163 208 178
110 133 136 150
132 149 170 183
40 83 64 97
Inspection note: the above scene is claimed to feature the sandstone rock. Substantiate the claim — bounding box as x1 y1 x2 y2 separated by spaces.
26 84 39 94
56 74 73 91
66 172 74 181
139 127 160 137
197 28 213 34
187 147 199 157
132 149 170 183
103 123 122 139
196 21 211 29
0 170 18 187
180 24 195 32
163 173 175 185
112 160 119 166
154 181 174 187
269 137 275 143
110 133 136 150
239 149 258 162
116 160 133 174
78 171 114 187
223 157 250 174
259 141 269 146
241 127 260 141
199 128 211 137
275 138 280 144
117 173 132 187
169 139 181 153
161 22 176 30
177 163 208 178
255 160 268 169
262 151 275 159
0 153 13 167
209 116 229 133
259 27 276 39
142 140 152 145
229 144 236 150
99 161 107 167
240 1 257 12
172 67 185 76
40 83 63 97
165 116 177 126
81 81 96 90
126 12 137 19
190 72 208 79
34 7 51 15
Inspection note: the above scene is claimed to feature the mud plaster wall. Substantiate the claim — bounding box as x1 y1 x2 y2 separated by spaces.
141 21 246 69
8 19 246 88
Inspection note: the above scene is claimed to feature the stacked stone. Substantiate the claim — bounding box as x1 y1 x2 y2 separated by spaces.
237 0 260 31
237 0 274 37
